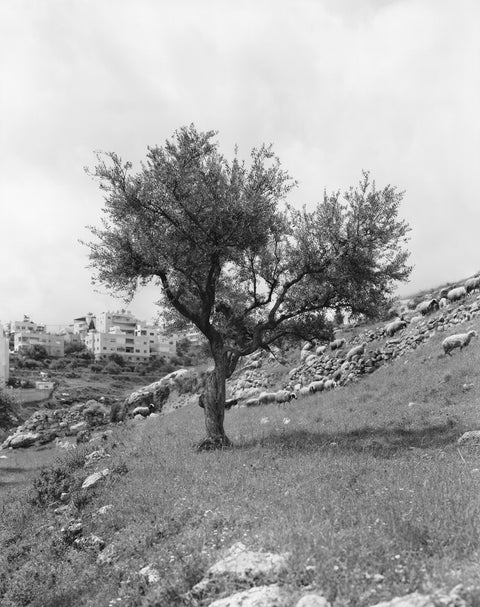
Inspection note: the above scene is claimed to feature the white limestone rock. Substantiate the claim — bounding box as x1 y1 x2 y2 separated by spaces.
208 584 291 607
81 468 110 489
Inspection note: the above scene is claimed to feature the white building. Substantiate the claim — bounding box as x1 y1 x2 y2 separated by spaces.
0 324 9 387
96 310 138 335
14 331 65 357
84 329 150 362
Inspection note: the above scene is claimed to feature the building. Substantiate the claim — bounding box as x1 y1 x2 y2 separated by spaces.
14 331 65 357
96 310 138 335
10 315 44 334
84 328 150 362
0 324 9 387
72 313 96 336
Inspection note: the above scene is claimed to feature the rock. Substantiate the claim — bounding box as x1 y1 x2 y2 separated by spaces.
369 593 435 607
73 534 106 552
139 564 161 584
192 542 290 596
8 432 41 449
208 584 291 607
67 421 88 435
84 449 110 467
295 595 330 607
81 468 110 489
96 543 118 566
61 520 83 543
94 504 114 517
457 431 480 445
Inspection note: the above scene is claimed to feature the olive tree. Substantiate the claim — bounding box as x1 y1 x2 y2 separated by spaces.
85 125 411 449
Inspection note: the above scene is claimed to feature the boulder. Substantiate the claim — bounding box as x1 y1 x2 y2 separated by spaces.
208 584 291 607
3 432 40 449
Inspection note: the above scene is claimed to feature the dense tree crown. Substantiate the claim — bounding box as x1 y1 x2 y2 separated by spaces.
85 125 411 447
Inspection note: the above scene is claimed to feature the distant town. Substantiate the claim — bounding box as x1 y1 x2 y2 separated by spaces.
0 310 203 387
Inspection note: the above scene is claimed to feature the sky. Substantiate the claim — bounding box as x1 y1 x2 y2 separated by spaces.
1 0 479 329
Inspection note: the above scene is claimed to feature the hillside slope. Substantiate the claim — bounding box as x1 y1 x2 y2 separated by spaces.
2 292 480 606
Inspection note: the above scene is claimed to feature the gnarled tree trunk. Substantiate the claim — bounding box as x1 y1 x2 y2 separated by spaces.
197 338 231 450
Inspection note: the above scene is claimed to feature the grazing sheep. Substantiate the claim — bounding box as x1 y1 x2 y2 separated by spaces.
302 341 314 351
315 345 327 356
258 392 277 405
442 330 477 355
447 286 467 302
244 397 261 407
275 390 297 403
384 319 407 337
324 379 337 390
439 297 448 309
345 341 367 361
308 380 324 393
299 386 311 398
439 287 450 299
465 277 480 293
416 299 439 315
132 406 151 418
330 338 346 350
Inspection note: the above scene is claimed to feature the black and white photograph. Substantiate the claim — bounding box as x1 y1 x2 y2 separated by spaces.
1 1 480 606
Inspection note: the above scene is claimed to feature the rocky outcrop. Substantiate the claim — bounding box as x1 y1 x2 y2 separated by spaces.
1 399 110 449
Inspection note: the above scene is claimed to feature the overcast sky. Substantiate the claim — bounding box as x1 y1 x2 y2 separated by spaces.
1 0 479 329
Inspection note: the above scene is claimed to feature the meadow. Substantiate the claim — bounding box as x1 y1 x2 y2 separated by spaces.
1 327 480 606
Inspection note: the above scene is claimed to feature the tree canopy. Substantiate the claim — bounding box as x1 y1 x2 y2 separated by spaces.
85 124 411 448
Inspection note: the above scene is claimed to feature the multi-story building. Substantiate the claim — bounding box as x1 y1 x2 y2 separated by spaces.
14 331 65 357
135 325 177 358
84 327 150 362
72 313 96 335
96 310 138 335
0 323 9 387
10 316 44 334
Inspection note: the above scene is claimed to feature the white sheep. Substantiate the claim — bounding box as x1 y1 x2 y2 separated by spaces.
275 390 297 403
308 380 324 393
315 345 327 356
244 397 261 407
324 379 337 390
299 386 311 397
345 341 367 361
447 286 467 302
330 338 346 350
258 392 277 405
439 297 448 309
131 406 151 418
409 315 423 324
442 330 477 355
384 319 407 337
465 277 480 293
416 299 439 315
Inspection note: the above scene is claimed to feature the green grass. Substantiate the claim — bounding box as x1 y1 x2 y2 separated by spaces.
2 329 480 606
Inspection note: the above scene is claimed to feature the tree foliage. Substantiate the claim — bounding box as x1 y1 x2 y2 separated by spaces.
85 125 411 446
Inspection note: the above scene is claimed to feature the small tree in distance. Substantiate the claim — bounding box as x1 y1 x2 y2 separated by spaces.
85 125 412 449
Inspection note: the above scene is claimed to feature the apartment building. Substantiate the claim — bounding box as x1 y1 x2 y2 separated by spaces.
84 328 150 362
96 310 138 335
14 331 65 357
10 316 45 334
0 324 9 387
72 313 96 335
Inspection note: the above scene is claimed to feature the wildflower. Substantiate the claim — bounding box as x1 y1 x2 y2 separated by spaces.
260 417 270 424
283 417 291 425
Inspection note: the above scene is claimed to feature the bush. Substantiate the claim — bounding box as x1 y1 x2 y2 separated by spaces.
103 361 122 375
64 342 87 356
23 358 42 369
108 353 125 367
90 363 103 373
49 359 67 370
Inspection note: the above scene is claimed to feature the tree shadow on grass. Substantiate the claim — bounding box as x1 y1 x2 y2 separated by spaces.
235 419 463 457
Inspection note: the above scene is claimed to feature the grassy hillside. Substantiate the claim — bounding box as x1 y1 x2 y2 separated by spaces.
1 318 480 606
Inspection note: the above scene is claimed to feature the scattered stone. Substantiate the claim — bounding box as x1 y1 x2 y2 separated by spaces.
457 431 480 445
74 534 105 552
61 520 83 543
295 595 330 607
139 564 161 584
208 584 291 607
81 468 110 489
84 448 110 467
60 492 70 502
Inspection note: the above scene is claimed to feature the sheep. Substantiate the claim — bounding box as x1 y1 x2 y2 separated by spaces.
439 297 449 309
409 315 423 324
384 319 407 337
308 380 324 393
324 379 337 390
275 390 297 403
447 286 467 302
442 330 477 356
330 338 346 350
258 392 277 405
345 341 367 361
132 406 151 418
315 345 327 356
465 277 480 293
244 397 261 407
439 287 450 299
299 386 311 398
416 299 439 315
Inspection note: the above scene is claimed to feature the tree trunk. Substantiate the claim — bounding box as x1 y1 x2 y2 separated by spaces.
197 339 231 451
